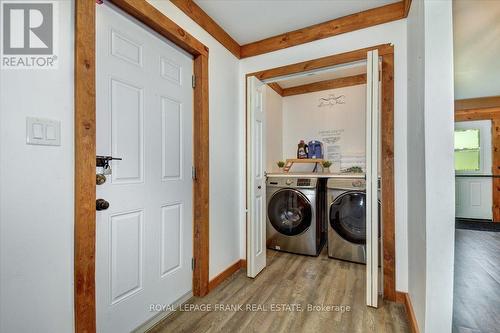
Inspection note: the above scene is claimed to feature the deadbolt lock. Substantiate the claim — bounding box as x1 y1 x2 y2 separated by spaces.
96 199 110 211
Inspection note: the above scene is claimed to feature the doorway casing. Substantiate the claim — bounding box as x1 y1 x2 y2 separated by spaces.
245 44 398 301
74 1 210 332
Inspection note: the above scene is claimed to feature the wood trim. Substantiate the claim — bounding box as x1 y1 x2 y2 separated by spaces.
208 259 245 291
170 0 240 58
240 3 404 58
403 0 412 18
245 44 397 301
399 292 420 333
248 44 393 81
455 95 500 111
381 52 396 301
75 1 210 332
455 107 500 121
267 82 283 96
75 1 96 332
193 54 210 295
492 119 500 221
281 74 367 97
109 0 208 56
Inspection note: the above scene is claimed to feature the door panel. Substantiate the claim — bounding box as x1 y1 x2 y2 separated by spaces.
455 177 492 219
110 78 144 183
110 210 143 304
247 76 267 278
96 3 193 332
161 97 182 180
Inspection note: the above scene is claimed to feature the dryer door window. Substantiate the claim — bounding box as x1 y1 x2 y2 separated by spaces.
268 189 312 236
330 191 368 244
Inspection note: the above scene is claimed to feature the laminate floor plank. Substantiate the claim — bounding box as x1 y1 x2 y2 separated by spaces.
453 229 500 333
150 250 409 333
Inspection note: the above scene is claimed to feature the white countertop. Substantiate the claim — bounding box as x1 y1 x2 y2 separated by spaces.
266 172 365 179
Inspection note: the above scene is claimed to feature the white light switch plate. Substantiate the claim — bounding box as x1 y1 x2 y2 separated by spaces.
26 117 61 146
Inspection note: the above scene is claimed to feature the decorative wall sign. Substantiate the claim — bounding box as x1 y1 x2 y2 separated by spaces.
318 93 346 108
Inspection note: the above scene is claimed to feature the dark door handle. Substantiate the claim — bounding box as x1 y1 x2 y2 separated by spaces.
96 199 110 211
257 185 262 189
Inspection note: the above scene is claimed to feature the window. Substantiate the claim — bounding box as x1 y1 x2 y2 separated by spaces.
454 129 480 172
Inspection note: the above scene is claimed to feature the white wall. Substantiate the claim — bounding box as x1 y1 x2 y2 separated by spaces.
264 86 283 173
407 0 456 332
1 1 241 331
239 20 409 292
0 1 75 332
453 0 500 99
282 85 366 167
423 1 455 332
406 0 427 329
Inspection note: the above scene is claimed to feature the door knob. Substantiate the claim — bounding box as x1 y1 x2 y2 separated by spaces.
258 185 262 189
96 199 110 211
96 174 106 185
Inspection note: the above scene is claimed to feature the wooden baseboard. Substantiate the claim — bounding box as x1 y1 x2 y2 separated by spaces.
208 259 245 292
396 291 419 333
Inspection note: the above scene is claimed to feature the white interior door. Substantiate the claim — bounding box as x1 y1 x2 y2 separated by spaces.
96 3 193 332
247 76 267 278
365 50 379 308
455 120 492 220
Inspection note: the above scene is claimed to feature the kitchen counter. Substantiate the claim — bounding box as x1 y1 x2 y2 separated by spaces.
266 172 365 179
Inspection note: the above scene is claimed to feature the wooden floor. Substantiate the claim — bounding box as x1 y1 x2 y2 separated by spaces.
453 229 500 333
151 250 409 333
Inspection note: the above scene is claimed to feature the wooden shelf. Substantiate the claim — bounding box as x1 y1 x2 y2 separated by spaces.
283 158 325 172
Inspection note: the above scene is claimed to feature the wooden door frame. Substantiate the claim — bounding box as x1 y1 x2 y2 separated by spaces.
245 44 398 301
455 97 500 222
75 1 209 332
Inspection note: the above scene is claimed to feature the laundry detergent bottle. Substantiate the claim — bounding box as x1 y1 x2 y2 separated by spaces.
297 140 308 159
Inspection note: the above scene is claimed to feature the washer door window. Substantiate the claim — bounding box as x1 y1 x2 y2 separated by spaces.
329 191 380 244
268 189 312 236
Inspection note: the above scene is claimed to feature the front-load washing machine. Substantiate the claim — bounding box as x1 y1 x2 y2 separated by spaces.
327 177 380 264
266 177 326 256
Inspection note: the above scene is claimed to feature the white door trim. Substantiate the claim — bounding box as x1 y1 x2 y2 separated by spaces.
366 49 379 308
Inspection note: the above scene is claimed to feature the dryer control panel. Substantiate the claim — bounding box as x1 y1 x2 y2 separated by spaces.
267 177 317 189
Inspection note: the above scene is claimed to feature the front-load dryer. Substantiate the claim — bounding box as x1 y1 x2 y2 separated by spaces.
327 177 380 264
266 177 326 256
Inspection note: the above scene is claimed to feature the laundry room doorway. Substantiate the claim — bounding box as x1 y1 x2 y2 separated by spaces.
245 45 397 306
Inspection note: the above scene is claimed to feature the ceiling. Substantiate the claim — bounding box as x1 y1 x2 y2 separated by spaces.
453 0 500 99
194 0 400 45
276 62 367 88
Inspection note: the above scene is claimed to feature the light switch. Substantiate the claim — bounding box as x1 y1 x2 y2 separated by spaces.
32 123 44 139
26 117 61 146
46 124 56 140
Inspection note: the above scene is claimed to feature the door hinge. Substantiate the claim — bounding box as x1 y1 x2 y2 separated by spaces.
192 166 197 180
192 75 196 88
191 258 195 271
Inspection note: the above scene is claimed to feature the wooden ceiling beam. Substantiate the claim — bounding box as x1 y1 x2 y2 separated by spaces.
455 95 500 111
248 44 393 81
267 82 284 96
170 1 411 59
281 74 367 97
239 2 405 58
455 108 500 122
170 0 240 58
112 0 208 56
403 0 412 18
